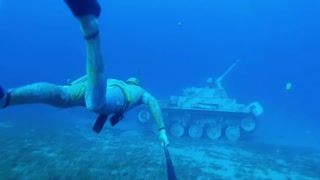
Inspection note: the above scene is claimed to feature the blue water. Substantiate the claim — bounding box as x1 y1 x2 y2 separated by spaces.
1 0 320 179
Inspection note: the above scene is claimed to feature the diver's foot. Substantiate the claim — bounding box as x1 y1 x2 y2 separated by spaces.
0 87 5 108
0 87 4 100
64 0 101 18
0 87 9 108
78 16 100 39
64 0 101 39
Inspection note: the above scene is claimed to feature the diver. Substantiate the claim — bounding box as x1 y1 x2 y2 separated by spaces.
0 0 169 147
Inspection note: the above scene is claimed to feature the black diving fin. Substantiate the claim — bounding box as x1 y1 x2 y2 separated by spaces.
92 114 108 133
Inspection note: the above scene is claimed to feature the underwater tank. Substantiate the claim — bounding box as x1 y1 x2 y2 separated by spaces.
136 60 264 141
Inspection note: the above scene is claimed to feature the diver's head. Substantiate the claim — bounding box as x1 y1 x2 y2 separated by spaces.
126 77 141 87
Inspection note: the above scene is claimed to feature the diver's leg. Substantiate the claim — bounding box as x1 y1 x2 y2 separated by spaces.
0 83 83 108
82 22 107 113
64 0 107 113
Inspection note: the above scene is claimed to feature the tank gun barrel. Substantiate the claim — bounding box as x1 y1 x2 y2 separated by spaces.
216 59 240 88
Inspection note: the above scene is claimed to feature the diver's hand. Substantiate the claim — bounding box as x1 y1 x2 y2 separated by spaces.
159 129 170 147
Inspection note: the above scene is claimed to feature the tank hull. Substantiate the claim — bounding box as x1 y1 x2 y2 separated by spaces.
136 99 262 141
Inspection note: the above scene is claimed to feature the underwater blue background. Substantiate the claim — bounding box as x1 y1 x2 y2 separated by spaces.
0 0 319 149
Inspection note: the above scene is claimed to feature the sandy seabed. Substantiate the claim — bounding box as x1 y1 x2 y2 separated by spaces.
0 120 319 180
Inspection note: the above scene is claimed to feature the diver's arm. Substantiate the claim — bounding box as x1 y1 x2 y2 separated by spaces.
142 92 169 146
142 92 165 130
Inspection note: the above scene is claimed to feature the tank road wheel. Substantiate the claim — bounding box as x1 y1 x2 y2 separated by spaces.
241 117 256 132
137 110 151 123
170 123 185 137
225 126 240 141
206 126 222 140
188 124 203 139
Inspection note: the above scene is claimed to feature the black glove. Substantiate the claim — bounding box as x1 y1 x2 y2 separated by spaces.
64 0 101 18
